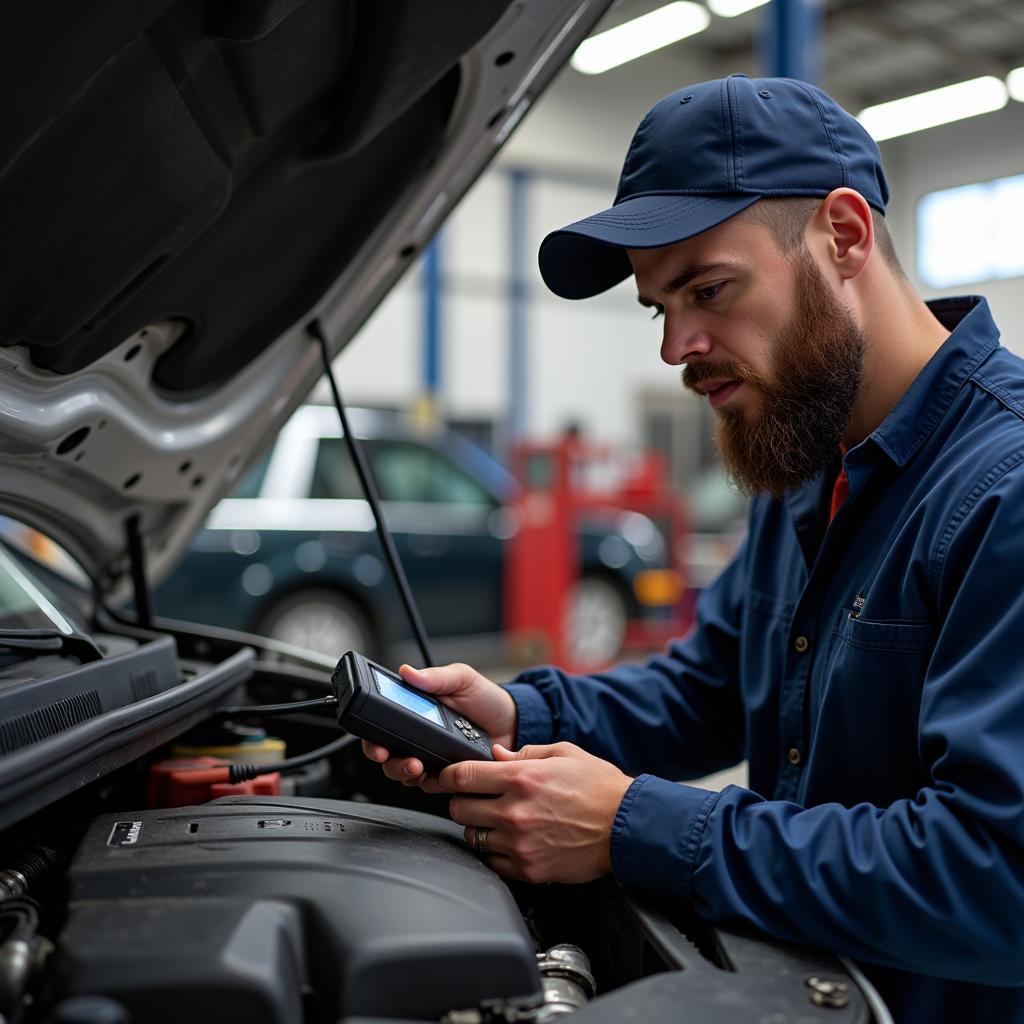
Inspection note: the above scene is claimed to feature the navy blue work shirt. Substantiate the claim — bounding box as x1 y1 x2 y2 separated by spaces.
506 297 1024 1022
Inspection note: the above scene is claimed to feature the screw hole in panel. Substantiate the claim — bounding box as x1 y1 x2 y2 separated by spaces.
57 426 90 455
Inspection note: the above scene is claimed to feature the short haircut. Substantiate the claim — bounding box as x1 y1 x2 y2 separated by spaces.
739 196 905 277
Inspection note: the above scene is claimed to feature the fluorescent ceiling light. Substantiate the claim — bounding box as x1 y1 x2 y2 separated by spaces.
571 2 711 76
1008 66 1024 102
707 0 769 16
857 76 1008 142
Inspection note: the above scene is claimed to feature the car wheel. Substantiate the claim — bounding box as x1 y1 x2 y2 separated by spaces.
566 575 628 668
259 589 373 660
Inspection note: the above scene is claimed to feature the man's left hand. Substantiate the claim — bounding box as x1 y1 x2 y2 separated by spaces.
442 742 633 884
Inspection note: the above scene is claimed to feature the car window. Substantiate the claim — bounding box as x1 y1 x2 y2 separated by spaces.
309 437 496 504
310 438 363 499
229 451 272 499
367 440 497 504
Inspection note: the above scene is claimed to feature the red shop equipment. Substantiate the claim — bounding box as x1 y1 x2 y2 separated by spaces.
505 441 576 668
505 432 691 673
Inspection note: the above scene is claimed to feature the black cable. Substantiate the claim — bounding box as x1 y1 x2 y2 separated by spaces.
307 318 435 668
215 695 338 718
125 513 153 628
229 732 358 783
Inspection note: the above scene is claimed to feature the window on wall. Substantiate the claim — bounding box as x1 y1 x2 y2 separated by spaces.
917 173 1024 288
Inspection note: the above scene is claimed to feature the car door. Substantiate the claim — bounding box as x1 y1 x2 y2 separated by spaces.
310 435 504 638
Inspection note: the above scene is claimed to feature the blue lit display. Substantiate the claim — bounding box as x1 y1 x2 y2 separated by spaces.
373 668 444 727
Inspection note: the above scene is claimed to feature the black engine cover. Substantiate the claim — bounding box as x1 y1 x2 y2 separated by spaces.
55 796 542 1023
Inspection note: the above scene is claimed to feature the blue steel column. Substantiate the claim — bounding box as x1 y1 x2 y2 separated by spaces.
507 168 530 441
760 0 822 83
423 235 442 399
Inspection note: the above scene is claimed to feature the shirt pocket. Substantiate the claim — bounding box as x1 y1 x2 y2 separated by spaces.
813 615 938 803
835 615 938 654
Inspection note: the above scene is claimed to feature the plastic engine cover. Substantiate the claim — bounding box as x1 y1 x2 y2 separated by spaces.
55 796 542 1023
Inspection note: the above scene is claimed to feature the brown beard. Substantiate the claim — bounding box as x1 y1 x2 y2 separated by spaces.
683 251 865 498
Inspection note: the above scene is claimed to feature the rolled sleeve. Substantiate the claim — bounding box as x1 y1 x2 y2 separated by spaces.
610 775 720 900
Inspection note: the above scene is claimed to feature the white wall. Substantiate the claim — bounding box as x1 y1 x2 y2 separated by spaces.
500 56 718 174
336 171 512 418
339 61 696 449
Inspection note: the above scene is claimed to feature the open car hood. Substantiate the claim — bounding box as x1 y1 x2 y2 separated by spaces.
0 0 611 601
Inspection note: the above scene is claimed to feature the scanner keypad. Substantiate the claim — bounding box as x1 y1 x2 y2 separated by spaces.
454 717 486 746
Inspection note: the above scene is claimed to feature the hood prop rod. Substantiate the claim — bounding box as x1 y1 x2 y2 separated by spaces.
307 319 435 668
125 513 152 629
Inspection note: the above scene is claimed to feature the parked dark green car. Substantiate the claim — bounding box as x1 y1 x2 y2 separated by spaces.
155 405 678 667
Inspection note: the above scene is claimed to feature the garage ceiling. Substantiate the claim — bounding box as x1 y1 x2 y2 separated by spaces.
591 0 1024 111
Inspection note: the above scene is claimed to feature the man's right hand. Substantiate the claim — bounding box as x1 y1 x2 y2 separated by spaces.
361 662 518 793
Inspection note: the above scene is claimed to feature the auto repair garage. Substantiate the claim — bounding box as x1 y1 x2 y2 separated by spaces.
2 2 1024 1022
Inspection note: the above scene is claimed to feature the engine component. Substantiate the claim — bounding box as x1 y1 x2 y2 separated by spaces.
0 846 57 903
146 756 281 807
171 720 286 764
53 796 542 1023
0 872 27 905
0 898 50 1022
442 944 595 1024
535 944 595 1019
0 934 32 1021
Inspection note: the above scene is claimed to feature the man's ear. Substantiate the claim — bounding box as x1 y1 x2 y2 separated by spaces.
813 188 873 281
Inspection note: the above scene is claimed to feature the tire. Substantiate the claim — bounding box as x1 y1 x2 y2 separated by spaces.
259 589 374 660
566 574 628 668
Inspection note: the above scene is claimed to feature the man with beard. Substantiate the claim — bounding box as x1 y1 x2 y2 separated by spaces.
363 76 1024 1020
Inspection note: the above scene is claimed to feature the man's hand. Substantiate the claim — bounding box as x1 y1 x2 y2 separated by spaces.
443 742 633 884
361 662 518 793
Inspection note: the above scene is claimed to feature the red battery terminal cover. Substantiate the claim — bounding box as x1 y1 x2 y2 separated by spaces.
147 756 281 808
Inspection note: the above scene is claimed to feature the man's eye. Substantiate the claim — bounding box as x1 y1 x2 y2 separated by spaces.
696 282 725 302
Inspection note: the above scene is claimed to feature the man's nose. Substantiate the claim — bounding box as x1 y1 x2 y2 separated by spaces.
660 321 713 366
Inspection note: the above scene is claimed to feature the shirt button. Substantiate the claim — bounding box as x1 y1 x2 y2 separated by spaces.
794 635 810 653
787 747 802 766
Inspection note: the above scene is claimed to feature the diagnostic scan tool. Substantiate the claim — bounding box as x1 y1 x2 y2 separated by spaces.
332 651 494 775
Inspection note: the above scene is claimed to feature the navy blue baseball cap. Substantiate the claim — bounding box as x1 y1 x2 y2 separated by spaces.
539 74 890 299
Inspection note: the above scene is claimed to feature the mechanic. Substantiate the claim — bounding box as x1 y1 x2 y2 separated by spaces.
363 75 1024 1021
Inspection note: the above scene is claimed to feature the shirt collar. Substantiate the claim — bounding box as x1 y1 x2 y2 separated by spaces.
869 296 1000 467
781 296 999 565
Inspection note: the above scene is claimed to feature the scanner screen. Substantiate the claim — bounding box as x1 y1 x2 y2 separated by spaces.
373 668 445 727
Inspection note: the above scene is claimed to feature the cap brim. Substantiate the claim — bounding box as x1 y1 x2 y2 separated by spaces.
538 193 761 299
